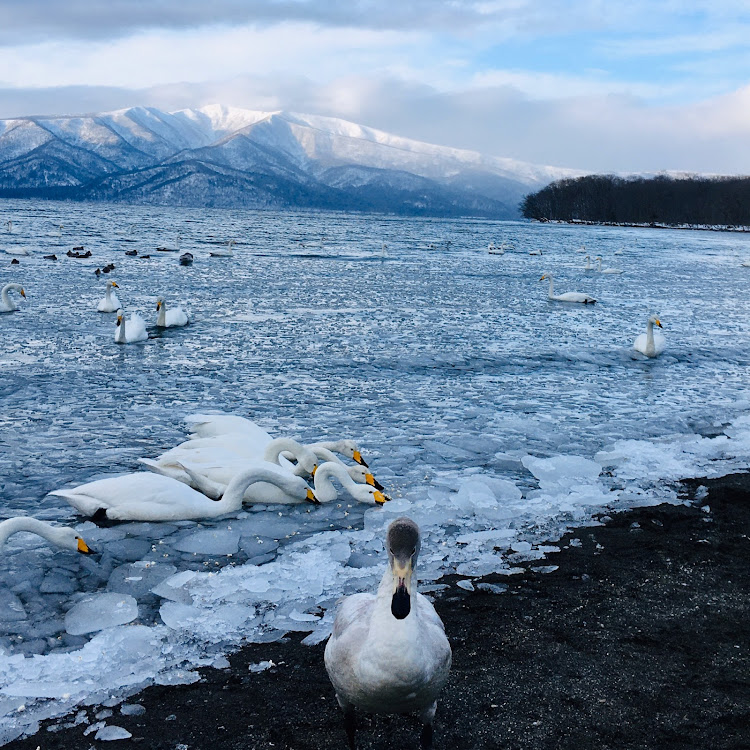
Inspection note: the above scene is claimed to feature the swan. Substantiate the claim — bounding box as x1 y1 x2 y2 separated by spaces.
325 517 451 750
97 281 120 313
540 274 596 304
156 297 189 327
183 413 368 466
114 309 148 344
3 246 29 256
156 234 180 252
49 466 317 521
742 259 750 267
633 316 666 358
284 445 383 489
151 436 318 478
312 462 389 505
210 239 235 257
595 256 623 274
0 517 94 554
583 255 594 271
576 244 586 253
0 283 26 313
529 247 542 256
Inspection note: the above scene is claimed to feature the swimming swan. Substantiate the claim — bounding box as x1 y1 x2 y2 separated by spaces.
282 446 383 488
97 281 120 312
0 517 94 554
540 274 596 304
156 297 189 327
595 256 624 274
325 517 451 750
583 255 594 271
49 467 317 521
114 309 148 343
210 240 235 257
0 283 26 313
633 316 666 358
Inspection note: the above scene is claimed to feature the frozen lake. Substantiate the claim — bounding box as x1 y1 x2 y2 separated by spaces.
2 200 750 742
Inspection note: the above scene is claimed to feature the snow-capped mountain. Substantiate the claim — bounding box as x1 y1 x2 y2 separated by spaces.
0 105 580 217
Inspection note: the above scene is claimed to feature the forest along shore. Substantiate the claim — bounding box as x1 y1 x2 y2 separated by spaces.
13 473 750 750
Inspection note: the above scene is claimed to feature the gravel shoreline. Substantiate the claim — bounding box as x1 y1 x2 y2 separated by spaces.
11 473 750 750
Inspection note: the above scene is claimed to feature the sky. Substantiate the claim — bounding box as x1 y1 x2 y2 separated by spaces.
0 1 749 174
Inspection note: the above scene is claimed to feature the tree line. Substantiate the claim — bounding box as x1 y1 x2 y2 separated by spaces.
521 174 750 227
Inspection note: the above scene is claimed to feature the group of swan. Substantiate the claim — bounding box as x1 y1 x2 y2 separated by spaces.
583 255 623 274
0 282 26 312
50 413 386 522
0 516 93 555
325 516 451 749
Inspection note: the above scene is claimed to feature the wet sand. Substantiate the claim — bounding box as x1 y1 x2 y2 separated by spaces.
12 473 750 750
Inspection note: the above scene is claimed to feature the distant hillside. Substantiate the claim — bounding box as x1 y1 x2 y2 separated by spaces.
521 174 750 227
0 105 579 218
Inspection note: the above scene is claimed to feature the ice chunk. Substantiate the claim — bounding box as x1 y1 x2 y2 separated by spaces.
522 455 602 490
39 570 78 594
64 593 139 635
456 579 474 591
107 562 178 598
121 703 145 716
0 589 27 622
95 724 132 740
248 660 275 673
173 529 240 556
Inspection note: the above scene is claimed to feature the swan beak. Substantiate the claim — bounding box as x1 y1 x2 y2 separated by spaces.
352 450 368 467
111 282 119 288
156 301 161 311
116 315 122 326
373 490 389 505
391 559 413 619
306 488 320 505
77 538 94 555
366 474 386 492
310 464 318 477
20 289 26 298
655 319 663 328
540 275 547 281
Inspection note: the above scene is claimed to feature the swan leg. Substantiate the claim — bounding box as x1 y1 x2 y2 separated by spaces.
419 702 438 750
343 706 356 750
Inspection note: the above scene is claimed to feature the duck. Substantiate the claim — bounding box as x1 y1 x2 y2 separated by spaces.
324 517 451 750
633 315 666 358
44 254 58 261
0 283 26 313
156 297 189 327
179 252 194 266
0 517 94 554
540 273 596 304
97 281 121 313
49 466 317 521
183 413 369 466
114 309 148 344
124 248 138 257
209 240 235 257
595 256 624 274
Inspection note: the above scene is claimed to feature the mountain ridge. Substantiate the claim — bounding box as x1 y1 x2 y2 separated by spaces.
0 105 583 217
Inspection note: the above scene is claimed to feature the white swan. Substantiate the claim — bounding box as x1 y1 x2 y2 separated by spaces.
529 247 543 256
183 413 368 466
6 220 11 233
156 235 181 252
633 316 666 358
576 244 587 253
49 466 316 521
742 259 750 267
156 297 189 327
540 274 596 304
151 436 318 478
285 446 383 488
114 309 148 344
313 462 388 505
97 281 121 312
0 517 94 554
487 242 504 255
595 256 624 274
583 255 594 271
325 517 451 750
0 283 26 313
210 240 235 257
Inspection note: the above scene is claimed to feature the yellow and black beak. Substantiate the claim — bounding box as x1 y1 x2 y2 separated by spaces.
373 490 390 506
116 315 122 326
310 464 318 477
20 289 26 298
352 450 368 468
156 301 161 311
365 474 385 492
391 558 413 619
77 537 94 555
540 274 547 281
306 488 320 505
655 318 663 328
111 282 119 288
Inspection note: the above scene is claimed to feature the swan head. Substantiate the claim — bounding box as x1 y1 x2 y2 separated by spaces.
19 288 25 298
387 517 420 620
649 316 663 328
156 297 165 311
108 281 119 289
116 310 123 326
540 274 550 281
58 528 95 555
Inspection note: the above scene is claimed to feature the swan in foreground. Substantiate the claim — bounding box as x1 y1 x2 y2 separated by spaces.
325 517 451 750
97 281 120 312
49 466 317 521
540 273 596 304
184 413 369 466
0 517 94 554
595 256 624 274
0 283 26 313
156 297 189 327
210 239 235 257
114 309 148 344
633 316 666 358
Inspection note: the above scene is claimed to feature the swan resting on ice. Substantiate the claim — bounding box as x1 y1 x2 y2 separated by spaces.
633 316 666 358
540 274 596 304
97 281 120 312
325 517 451 750
0 283 26 313
49 466 317 521
0 517 93 554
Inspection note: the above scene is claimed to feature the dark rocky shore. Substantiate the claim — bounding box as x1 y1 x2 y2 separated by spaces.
13 474 750 750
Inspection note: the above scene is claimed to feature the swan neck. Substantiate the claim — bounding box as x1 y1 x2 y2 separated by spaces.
115 317 126 343
646 320 655 349
547 276 554 297
157 302 167 326
264 438 303 464
1 283 19 307
0 518 56 547
223 467 292 507
314 463 353 502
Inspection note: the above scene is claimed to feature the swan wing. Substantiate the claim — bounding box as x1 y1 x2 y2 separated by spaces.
554 292 596 303
166 307 190 327
184 414 273 444
127 313 148 342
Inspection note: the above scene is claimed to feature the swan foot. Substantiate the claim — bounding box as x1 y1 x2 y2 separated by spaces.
343 707 357 750
420 722 434 749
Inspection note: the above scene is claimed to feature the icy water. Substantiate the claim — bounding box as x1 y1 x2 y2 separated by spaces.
2 200 750 742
